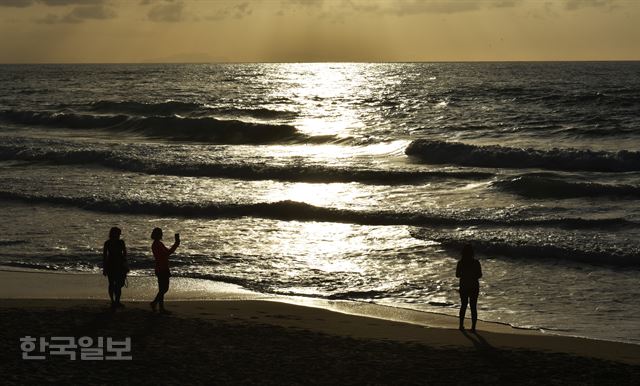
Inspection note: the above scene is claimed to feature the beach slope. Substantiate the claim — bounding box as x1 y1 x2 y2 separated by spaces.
1 270 639 385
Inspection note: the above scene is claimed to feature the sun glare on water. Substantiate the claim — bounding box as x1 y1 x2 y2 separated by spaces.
276 63 368 138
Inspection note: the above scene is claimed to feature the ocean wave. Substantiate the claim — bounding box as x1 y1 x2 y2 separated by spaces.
88 100 298 119
494 174 640 199
0 109 307 144
327 290 389 300
0 251 211 273
410 229 640 267
405 140 640 172
527 92 640 106
0 140 493 184
0 262 61 271
0 190 634 230
0 240 27 246
89 100 202 115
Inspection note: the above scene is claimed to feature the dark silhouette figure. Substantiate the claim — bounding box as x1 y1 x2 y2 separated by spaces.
456 244 482 332
103 227 129 309
149 228 180 314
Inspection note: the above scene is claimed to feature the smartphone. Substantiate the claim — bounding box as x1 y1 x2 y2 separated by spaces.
175 233 180 241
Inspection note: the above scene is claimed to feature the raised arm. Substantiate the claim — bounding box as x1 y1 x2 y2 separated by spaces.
167 239 180 255
154 239 179 258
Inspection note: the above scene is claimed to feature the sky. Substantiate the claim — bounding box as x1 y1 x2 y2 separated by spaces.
0 0 639 63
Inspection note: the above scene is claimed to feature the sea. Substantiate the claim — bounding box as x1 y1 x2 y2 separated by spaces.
0 62 639 344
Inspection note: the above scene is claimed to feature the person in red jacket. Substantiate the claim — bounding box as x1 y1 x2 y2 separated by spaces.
456 244 482 332
149 227 180 313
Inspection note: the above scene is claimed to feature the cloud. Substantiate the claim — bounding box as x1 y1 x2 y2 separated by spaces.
142 0 252 22
35 13 60 23
205 1 253 21
147 0 186 22
42 0 104 5
277 0 522 18
493 0 521 7
35 3 116 23
390 0 481 15
380 0 525 15
1 0 104 6
0 0 34 7
564 0 617 11
289 0 323 7
62 4 116 22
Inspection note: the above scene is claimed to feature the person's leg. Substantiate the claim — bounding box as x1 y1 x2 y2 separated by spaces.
107 273 115 305
158 274 169 311
151 274 162 309
151 273 170 312
470 292 479 332
114 273 124 306
459 291 468 330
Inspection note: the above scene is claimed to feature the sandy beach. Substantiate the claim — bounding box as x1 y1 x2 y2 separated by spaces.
1 269 639 385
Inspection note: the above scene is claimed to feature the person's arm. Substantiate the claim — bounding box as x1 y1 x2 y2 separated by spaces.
155 240 178 258
167 243 178 255
167 236 180 255
455 261 462 278
476 261 482 279
122 240 127 258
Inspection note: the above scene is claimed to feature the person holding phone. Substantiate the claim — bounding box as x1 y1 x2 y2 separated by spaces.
149 227 180 313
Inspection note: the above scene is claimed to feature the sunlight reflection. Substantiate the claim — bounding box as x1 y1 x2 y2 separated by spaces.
275 63 367 137
262 182 369 208
265 221 368 275
253 140 409 160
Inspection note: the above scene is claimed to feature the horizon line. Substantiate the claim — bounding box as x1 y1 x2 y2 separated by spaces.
1 59 640 65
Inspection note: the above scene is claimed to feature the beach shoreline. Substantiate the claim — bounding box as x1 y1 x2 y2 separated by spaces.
1 268 639 366
0 267 564 336
0 267 632 343
2 268 639 385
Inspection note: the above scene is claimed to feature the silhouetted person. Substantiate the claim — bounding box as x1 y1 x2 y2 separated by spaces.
456 244 482 332
149 227 180 314
103 227 128 309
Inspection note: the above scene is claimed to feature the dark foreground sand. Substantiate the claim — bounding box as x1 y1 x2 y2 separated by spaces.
1 270 639 385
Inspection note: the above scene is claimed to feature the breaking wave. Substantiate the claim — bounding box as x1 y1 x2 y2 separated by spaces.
0 109 311 144
411 228 640 267
0 190 634 230
88 100 298 119
494 174 640 199
0 139 493 184
405 140 640 172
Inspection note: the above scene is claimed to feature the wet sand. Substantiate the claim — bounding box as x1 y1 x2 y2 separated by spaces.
1 269 639 385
